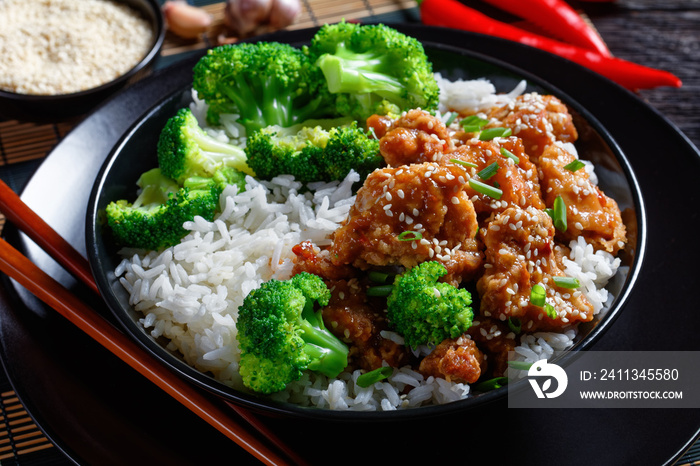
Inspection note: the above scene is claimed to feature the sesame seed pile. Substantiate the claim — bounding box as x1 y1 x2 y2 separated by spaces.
0 0 154 95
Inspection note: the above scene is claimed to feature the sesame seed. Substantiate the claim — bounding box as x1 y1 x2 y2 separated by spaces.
397 189 405 199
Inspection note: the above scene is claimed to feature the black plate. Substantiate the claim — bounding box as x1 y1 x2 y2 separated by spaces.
2 25 699 465
85 33 643 421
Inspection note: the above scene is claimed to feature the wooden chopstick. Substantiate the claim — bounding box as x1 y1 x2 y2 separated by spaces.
0 181 99 296
0 236 292 465
0 180 308 466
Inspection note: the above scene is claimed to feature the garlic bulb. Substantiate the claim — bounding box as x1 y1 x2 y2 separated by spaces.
162 1 212 39
224 0 273 37
224 0 300 37
268 0 301 30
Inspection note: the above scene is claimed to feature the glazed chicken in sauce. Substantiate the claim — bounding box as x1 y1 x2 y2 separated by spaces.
293 92 627 390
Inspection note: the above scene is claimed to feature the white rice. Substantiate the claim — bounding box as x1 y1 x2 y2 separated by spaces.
115 76 622 410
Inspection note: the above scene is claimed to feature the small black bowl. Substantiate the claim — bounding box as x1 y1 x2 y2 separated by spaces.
0 0 165 122
86 32 646 421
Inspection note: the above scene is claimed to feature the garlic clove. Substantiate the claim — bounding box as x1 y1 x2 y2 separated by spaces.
162 1 212 39
268 0 301 29
224 0 273 37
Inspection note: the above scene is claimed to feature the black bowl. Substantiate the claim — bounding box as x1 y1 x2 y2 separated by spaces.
0 0 165 122
86 35 646 421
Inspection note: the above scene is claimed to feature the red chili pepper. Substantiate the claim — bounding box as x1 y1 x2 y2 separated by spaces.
418 0 681 90
481 0 611 56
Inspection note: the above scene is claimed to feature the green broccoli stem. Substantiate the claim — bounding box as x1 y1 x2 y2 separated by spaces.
298 303 349 378
219 76 325 132
316 44 403 95
191 126 246 158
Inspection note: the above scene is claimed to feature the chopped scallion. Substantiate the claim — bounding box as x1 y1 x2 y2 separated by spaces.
479 127 512 141
356 366 393 388
398 230 423 241
368 271 394 284
469 178 503 199
545 303 558 319
444 112 458 126
549 195 567 232
474 377 509 392
477 161 500 180
507 360 533 371
530 283 546 307
564 159 586 172
366 285 394 297
450 158 478 169
500 147 520 163
552 276 580 289
460 115 488 132
507 317 521 334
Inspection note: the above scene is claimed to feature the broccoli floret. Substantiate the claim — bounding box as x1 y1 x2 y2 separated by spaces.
182 165 248 194
308 21 440 123
156 107 253 185
244 119 382 183
105 168 226 250
192 42 332 132
386 261 474 348
236 272 350 394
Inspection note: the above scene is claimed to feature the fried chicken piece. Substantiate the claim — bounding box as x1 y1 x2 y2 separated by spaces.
329 162 483 284
538 144 627 255
476 206 595 332
488 93 578 162
291 241 357 281
445 137 545 218
373 109 454 167
419 336 485 384
322 279 411 371
465 318 516 377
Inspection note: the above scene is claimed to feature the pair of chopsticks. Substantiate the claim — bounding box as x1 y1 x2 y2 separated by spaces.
0 179 307 466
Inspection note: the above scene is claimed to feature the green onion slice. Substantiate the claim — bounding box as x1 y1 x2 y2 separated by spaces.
460 115 489 132
479 127 512 141
473 377 509 392
444 112 458 126
450 158 478 169
550 195 567 232
508 361 534 371
530 283 546 307
477 161 500 180
564 159 586 172
500 147 520 163
552 276 580 289
545 303 558 319
507 317 521 334
356 366 393 388
366 285 394 297
469 178 503 200
366 126 378 140
368 271 394 284
398 230 423 241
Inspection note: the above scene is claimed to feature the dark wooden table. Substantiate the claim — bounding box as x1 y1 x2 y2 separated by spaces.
0 0 698 464
579 0 699 151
